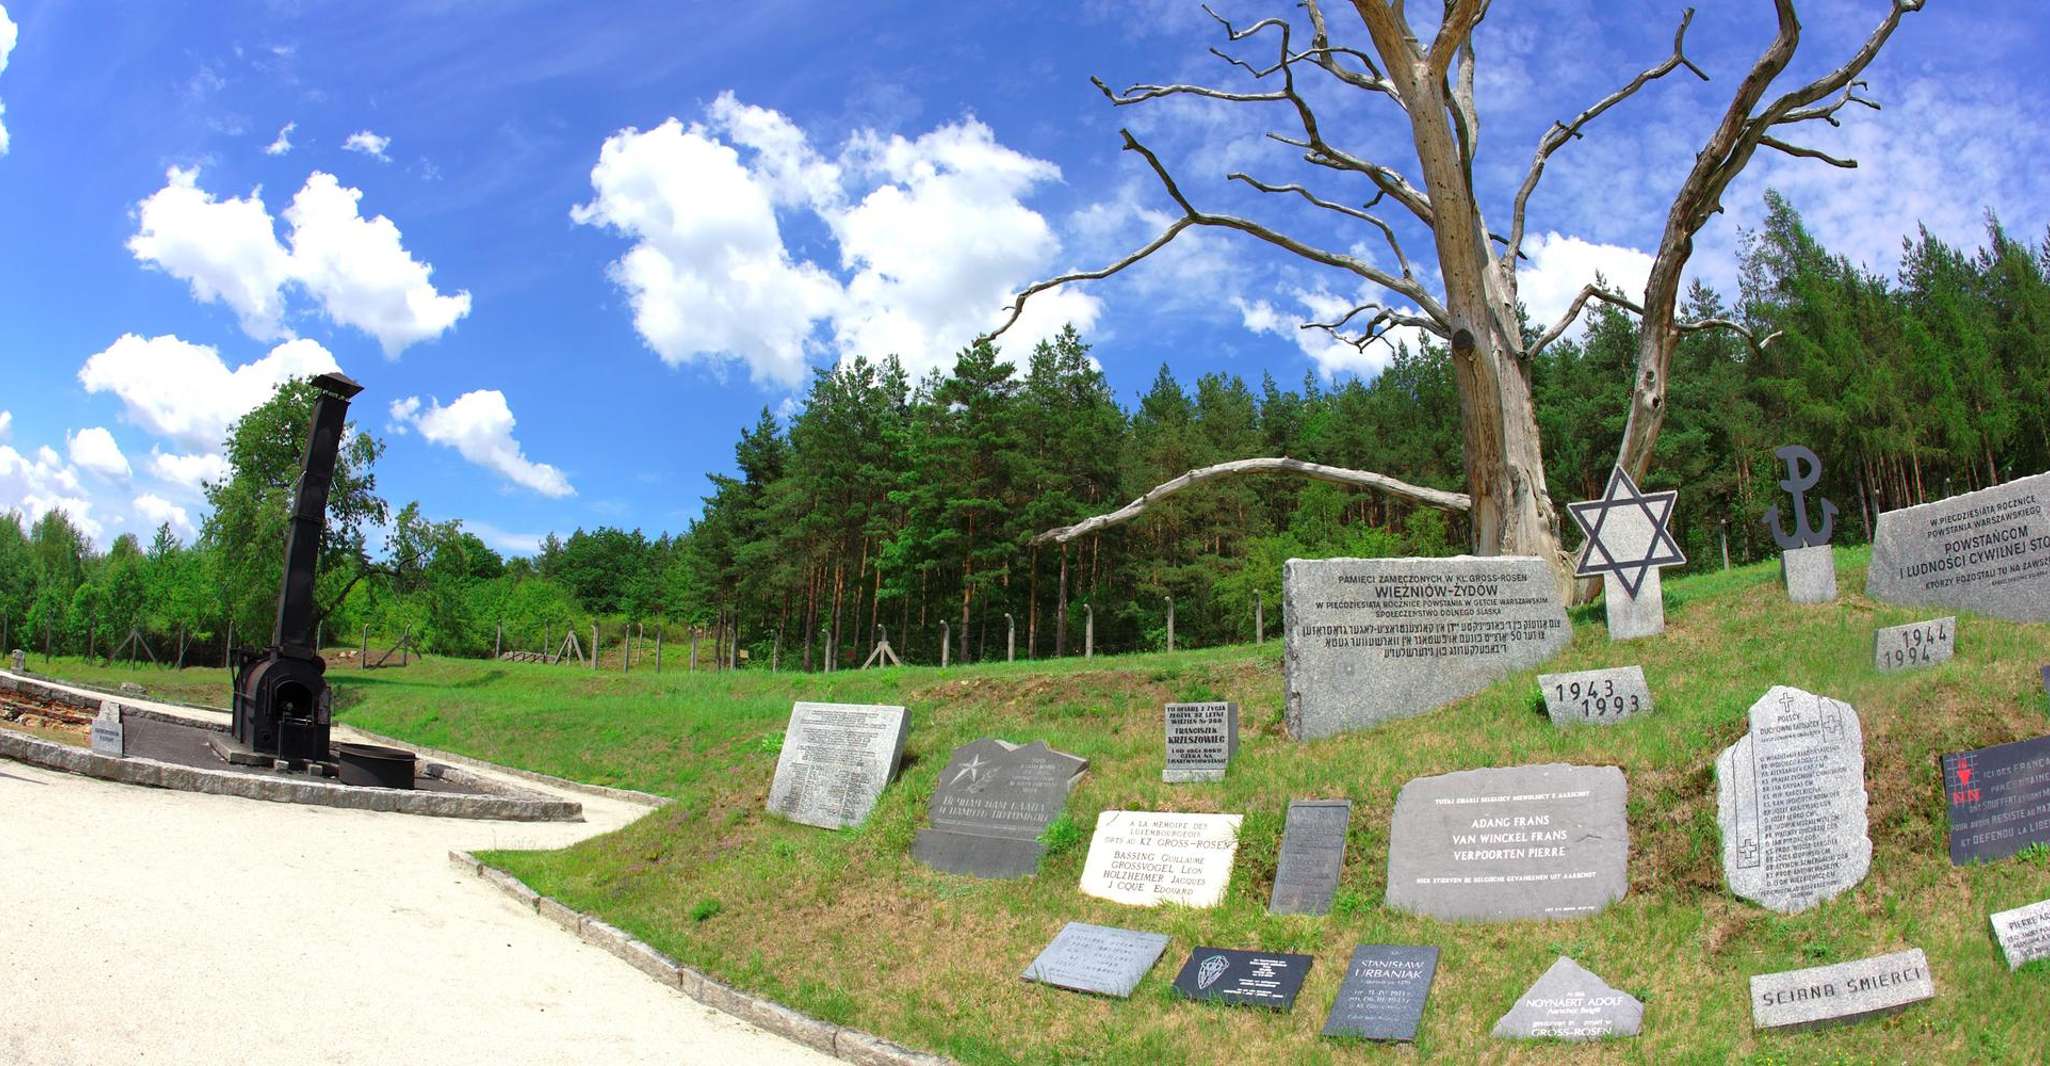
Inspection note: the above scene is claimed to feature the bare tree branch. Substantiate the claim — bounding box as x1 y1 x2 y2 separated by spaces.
1227 172 1417 281
1428 0 1490 78
1032 456 1471 545
1759 135 1857 168
1777 80 1880 127
1302 0 1403 99
1301 301 1448 350
1091 74 1285 106
989 130 1449 342
1506 7 1708 267
987 218 1195 341
1530 283 1781 359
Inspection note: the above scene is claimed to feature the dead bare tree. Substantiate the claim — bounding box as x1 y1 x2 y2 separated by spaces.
990 0 1925 600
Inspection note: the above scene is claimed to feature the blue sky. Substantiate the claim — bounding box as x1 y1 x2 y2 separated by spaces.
2 0 2045 555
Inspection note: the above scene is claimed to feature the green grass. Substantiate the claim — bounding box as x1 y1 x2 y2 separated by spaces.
24 545 2050 1064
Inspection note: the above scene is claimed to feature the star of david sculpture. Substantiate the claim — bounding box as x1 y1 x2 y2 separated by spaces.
1569 466 1686 640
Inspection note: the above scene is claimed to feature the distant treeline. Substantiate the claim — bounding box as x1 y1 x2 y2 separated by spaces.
1 192 2044 667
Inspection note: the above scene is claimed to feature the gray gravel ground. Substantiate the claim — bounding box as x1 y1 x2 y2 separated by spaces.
0 745 835 1066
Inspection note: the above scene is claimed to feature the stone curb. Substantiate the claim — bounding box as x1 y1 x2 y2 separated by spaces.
0 727 584 822
448 850 952 1066
345 724 672 810
2 670 670 811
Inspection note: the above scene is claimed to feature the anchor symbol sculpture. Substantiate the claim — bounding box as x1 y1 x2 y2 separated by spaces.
1761 444 1838 549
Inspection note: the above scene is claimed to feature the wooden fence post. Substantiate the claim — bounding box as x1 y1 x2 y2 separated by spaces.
224 620 233 669
591 623 598 671
1084 603 1094 659
940 622 950 668
1255 590 1264 644
690 628 699 672
1005 613 1016 662
495 621 503 661
361 625 369 669
656 628 664 674
1165 595 1175 653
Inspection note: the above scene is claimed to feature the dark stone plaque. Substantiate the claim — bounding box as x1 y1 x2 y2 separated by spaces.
1022 922 1171 999
1941 734 2050 865
1269 799 1350 915
1171 947 1312 1011
912 738 1087 878
1320 944 1438 1042
1163 701 1238 782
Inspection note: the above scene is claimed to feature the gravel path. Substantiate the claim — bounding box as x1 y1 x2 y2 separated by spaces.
0 741 836 1065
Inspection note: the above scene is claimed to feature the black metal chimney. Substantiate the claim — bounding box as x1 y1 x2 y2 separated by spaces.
272 372 362 655
230 371 362 762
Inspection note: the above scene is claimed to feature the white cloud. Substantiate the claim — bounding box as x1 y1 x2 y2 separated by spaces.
573 97 1101 387
572 116 842 388
389 390 574 498
465 520 542 556
132 493 193 536
0 442 101 540
342 130 391 162
127 167 470 355
77 334 340 449
0 409 11 438
0 3 15 156
66 427 131 480
129 167 297 340
147 448 230 494
1233 288 1434 379
1515 231 1656 339
264 121 296 156
829 119 1102 377
283 172 472 355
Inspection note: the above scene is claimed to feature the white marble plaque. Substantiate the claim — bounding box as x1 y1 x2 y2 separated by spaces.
765 702 909 829
1716 687 1870 913
1991 898 2050 970
1078 810 1242 909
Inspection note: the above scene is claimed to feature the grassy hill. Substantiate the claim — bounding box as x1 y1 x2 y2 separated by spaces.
27 547 2050 1063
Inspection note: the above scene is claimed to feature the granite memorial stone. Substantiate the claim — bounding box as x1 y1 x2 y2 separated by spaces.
765 701 910 830
1269 799 1350 915
1762 445 1840 603
1163 701 1237 782
1536 666 1653 726
89 699 123 757
1781 545 1838 604
1569 467 1686 641
1749 948 1934 1032
1989 898 2050 970
1283 556 1570 740
913 738 1087 878
1940 734 2050 864
1079 810 1242 909
1320 944 1439 1042
1716 687 1871 913
1866 470 2050 622
1385 763 1629 922
1873 616 1954 672
1491 957 1643 1040
1021 922 1171 999
1171 947 1313 1011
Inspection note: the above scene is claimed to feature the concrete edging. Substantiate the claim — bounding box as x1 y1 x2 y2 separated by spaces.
449 849 950 1066
347 724 672 810
0 727 584 822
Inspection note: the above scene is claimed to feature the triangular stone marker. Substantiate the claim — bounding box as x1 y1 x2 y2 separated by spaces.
1492 957 1642 1041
